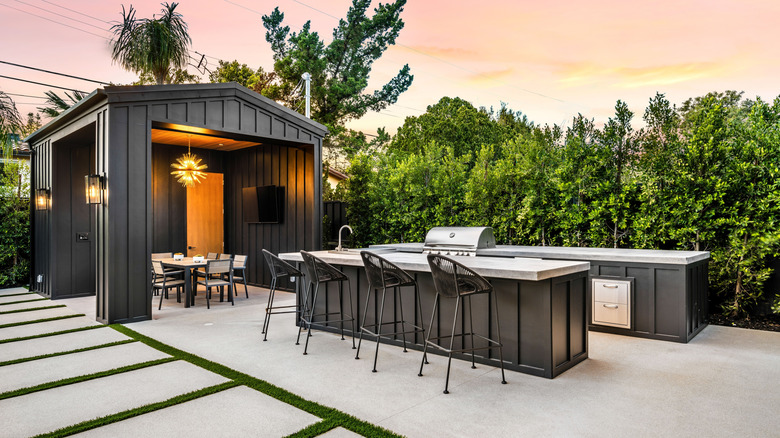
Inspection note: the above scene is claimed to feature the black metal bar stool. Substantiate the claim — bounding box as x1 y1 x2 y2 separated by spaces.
356 251 426 372
261 249 305 341
419 254 507 394
297 250 356 355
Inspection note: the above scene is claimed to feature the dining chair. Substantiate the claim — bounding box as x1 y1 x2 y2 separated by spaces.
196 259 234 309
231 255 249 298
219 253 232 260
206 252 218 259
151 252 183 275
152 261 185 309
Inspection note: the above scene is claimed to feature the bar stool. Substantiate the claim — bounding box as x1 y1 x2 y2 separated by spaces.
356 251 426 372
261 249 305 341
297 250 356 355
419 254 507 394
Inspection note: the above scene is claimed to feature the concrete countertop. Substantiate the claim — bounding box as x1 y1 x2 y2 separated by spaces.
368 243 710 265
278 250 590 282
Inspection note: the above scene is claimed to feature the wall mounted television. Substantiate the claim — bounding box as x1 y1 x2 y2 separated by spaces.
242 185 284 223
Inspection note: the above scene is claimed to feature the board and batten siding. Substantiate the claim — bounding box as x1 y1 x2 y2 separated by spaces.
29 84 325 324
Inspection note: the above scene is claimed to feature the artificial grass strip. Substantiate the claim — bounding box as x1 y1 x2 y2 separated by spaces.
0 305 66 315
33 381 240 438
0 314 85 329
285 419 340 438
0 340 137 367
0 357 176 400
0 324 106 344
0 298 49 306
111 324 404 438
0 292 36 297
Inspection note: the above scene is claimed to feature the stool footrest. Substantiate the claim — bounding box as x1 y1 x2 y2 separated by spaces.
424 332 502 354
360 321 424 338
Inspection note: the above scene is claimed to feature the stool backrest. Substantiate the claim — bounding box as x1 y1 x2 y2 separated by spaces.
206 259 232 275
361 251 413 289
262 249 301 280
427 254 491 298
151 252 172 260
300 250 345 282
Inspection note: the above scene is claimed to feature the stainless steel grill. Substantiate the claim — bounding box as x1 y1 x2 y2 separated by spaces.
422 227 496 257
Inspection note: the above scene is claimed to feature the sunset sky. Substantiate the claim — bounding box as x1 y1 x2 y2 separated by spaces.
2 0 778 135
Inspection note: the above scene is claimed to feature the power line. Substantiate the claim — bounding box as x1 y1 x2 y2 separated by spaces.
0 74 88 93
5 93 47 99
0 60 111 85
12 0 110 32
0 2 109 40
39 0 111 24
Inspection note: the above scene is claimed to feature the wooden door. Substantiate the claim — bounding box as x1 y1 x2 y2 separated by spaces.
186 173 223 257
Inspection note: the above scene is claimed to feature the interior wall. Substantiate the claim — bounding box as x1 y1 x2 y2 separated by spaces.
151 143 224 254
225 143 315 289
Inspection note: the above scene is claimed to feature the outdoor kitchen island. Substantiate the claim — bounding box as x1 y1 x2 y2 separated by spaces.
279 250 591 379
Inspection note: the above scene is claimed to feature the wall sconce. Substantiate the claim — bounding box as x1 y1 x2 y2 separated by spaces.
35 188 50 210
85 174 104 204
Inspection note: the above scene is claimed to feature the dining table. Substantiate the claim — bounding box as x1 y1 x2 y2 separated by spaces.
159 257 233 308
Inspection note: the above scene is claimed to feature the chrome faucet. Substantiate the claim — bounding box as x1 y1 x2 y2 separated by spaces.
336 225 353 251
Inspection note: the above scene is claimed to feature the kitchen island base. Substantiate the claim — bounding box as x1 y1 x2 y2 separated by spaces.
282 252 589 379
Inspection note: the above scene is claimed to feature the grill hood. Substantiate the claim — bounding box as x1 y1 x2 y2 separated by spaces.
423 227 496 256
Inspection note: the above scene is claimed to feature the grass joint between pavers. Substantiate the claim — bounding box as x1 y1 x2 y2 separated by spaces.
0 324 107 345
0 304 67 315
110 324 404 438
0 357 177 400
0 314 86 329
0 339 137 367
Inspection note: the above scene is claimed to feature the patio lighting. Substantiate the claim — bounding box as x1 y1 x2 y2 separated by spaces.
171 134 207 188
35 187 50 210
85 174 104 204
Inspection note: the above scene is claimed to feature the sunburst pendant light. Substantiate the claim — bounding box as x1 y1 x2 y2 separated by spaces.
171 134 207 187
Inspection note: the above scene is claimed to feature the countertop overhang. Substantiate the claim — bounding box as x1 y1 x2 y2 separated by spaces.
279 250 590 282
369 243 710 265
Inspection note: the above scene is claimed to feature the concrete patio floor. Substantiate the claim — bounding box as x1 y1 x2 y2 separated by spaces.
2 285 780 437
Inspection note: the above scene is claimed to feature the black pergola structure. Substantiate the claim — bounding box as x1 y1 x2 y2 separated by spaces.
26 83 328 323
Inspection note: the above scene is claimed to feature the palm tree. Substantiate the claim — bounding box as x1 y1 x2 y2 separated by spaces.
0 92 22 158
37 90 87 118
110 2 192 85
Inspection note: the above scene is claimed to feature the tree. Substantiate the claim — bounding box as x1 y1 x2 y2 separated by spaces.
208 60 276 94
0 92 22 157
110 2 192 85
37 90 87 118
0 93 28 286
262 0 413 129
133 67 199 85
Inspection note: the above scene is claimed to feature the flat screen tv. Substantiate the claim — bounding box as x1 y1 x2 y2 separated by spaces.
242 185 284 223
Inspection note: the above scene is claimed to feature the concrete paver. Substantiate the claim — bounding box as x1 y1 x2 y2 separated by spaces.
0 341 171 393
1 360 229 438
0 326 131 362
0 315 100 340
0 305 79 325
73 385 321 438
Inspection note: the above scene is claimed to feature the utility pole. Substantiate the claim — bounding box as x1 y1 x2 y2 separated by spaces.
302 72 311 118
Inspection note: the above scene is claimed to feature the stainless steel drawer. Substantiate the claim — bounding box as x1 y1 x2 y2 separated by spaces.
591 278 631 329
593 279 629 304
593 301 629 328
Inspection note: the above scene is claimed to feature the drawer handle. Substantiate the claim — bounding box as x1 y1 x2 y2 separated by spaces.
601 284 619 289
602 304 619 309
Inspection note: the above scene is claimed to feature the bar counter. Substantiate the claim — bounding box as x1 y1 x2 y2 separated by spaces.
280 250 591 378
